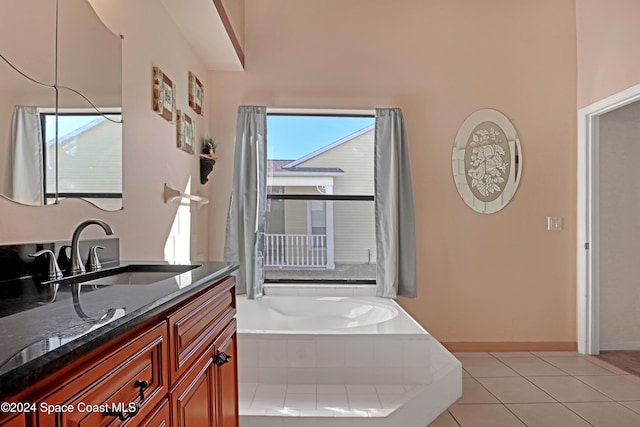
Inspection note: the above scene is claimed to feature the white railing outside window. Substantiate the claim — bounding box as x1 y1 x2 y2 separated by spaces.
264 233 327 268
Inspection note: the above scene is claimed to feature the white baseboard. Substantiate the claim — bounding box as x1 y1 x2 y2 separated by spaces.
600 342 640 351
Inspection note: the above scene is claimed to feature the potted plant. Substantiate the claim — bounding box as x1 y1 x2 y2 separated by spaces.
200 137 219 184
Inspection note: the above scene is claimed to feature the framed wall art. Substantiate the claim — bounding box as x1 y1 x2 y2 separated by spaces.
176 109 195 154
152 66 176 122
188 71 204 115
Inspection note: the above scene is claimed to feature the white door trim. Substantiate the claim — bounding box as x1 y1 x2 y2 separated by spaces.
577 82 640 355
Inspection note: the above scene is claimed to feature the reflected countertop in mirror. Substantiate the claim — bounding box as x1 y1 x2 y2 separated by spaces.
0 0 123 210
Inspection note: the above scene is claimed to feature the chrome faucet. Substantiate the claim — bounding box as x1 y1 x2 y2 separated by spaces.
70 220 114 275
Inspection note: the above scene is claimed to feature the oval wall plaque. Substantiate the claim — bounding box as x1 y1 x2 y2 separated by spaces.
452 109 522 214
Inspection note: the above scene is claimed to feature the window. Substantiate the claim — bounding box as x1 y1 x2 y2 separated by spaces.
41 111 122 208
265 113 376 283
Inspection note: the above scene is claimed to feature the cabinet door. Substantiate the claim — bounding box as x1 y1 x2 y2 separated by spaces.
131 398 170 427
171 348 218 427
213 320 238 427
0 413 27 427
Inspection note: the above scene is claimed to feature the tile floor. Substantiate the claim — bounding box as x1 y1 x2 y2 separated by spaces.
429 351 640 427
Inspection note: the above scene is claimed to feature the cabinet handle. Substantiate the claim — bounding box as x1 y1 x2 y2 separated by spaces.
213 351 231 366
103 379 149 421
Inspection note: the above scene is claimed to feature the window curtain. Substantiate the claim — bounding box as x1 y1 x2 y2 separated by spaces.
374 108 417 298
2 106 44 205
224 106 267 299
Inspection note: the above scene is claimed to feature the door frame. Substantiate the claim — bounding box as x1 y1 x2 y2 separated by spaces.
577 82 640 355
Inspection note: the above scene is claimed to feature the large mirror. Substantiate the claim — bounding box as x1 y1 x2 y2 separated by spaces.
0 0 123 210
452 109 522 214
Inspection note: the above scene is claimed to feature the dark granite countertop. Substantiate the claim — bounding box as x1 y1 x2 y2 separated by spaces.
0 261 239 399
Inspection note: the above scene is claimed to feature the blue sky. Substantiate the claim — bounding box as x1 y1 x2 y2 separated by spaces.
267 115 374 160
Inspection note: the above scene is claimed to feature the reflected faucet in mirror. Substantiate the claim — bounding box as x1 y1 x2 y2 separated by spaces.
70 219 114 275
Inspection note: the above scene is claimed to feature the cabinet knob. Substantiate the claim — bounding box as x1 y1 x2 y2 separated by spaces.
213 351 232 366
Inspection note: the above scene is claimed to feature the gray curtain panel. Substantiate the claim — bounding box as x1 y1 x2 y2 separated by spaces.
374 108 417 298
3 106 44 205
224 106 267 299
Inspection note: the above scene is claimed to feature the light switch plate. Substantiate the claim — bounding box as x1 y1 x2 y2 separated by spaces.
547 216 563 231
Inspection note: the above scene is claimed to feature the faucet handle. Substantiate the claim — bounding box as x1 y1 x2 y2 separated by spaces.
86 245 105 272
29 250 64 281
57 245 72 274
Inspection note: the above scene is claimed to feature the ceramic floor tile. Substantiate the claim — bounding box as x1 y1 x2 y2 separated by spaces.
620 401 640 415
499 357 568 376
527 375 611 402
461 357 520 377
532 351 582 357
428 410 460 427
586 357 633 375
540 356 617 375
476 377 555 403
449 404 526 427
576 375 640 400
490 352 535 358
456 378 500 404
506 403 592 427
565 402 640 427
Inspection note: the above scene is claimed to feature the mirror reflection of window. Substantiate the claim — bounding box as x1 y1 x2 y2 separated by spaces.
42 112 122 210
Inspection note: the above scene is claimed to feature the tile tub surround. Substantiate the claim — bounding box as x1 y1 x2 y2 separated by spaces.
430 351 640 427
236 293 462 426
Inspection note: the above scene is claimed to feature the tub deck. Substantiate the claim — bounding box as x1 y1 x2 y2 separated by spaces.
236 286 461 426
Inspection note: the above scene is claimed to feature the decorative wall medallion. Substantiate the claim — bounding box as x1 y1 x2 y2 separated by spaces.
452 109 522 214
152 66 176 123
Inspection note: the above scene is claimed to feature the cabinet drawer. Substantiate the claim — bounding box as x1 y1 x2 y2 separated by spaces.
38 322 168 427
168 276 235 384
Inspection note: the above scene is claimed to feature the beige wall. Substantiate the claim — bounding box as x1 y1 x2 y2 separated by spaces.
577 0 640 108
208 0 578 344
598 100 640 349
0 0 210 262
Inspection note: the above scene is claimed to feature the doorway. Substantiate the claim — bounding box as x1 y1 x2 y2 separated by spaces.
578 82 640 355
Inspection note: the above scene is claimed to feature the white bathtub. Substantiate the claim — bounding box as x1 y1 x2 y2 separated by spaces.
235 293 462 426
236 295 422 333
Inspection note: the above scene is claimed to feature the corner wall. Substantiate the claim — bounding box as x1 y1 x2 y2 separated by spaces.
577 0 640 108
207 0 578 345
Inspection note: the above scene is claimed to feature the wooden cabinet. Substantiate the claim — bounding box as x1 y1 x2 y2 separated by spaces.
135 399 170 427
171 346 218 427
0 275 237 427
214 321 238 427
38 322 168 427
0 414 27 427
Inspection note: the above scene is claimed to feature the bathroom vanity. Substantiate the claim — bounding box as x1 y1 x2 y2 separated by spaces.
0 244 239 427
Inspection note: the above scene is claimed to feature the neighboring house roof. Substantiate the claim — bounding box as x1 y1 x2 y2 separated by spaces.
45 117 107 147
267 159 344 176
284 124 374 168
